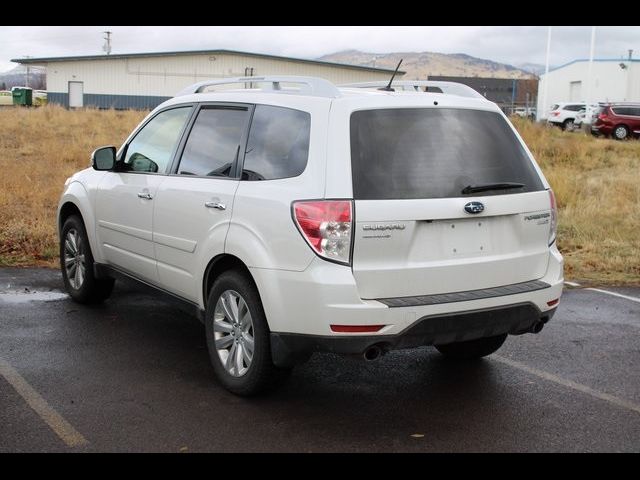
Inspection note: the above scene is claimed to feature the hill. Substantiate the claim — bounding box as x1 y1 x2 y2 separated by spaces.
320 50 536 79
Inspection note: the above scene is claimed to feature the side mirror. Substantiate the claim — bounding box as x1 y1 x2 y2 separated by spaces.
91 146 116 171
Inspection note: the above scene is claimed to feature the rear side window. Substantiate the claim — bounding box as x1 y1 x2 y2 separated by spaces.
550 104 560 110
178 107 249 177
612 107 640 117
242 105 310 181
350 108 544 200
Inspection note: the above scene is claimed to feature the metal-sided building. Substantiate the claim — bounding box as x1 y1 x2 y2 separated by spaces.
537 58 640 119
12 49 401 109
428 75 538 113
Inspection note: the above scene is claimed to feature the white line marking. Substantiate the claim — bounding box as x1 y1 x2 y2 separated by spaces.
0 357 88 447
493 355 640 416
564 281 581 287
586 288 640 305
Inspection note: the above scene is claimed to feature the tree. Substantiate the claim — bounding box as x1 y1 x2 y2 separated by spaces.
0 82 6 91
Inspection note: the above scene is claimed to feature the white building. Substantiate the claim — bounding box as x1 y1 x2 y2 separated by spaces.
12 49 400 109
537 58 640 120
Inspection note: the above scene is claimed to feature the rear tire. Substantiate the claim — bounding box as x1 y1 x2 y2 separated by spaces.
60 215 114 304
205 270 289 396
435 334 507 360
562 119 575 131
613 125 629 140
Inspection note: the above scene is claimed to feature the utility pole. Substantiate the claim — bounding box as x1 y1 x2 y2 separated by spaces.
102 31 112 55
540 26 552 121
24 55 31 88
586 27 596 113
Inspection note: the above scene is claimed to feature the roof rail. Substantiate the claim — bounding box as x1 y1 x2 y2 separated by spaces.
340 81 486 100
175 76 341 98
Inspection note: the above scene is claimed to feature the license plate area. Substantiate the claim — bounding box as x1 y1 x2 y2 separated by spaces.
442 218 492 255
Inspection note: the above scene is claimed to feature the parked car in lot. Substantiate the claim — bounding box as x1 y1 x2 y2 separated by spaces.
592 103 640 140
513 107 536 119
574 104 599 128
57 76 563 395
546 102 586 130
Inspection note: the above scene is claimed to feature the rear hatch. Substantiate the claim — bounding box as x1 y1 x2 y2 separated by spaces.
350 107 552 299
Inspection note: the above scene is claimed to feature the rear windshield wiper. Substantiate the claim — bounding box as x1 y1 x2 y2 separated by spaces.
461 182 525 195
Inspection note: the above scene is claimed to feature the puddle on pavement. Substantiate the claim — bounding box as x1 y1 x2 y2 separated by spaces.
0 291 68 304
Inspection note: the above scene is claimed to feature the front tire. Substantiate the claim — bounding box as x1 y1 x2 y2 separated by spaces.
435 334 507 360
60 215 114 304
205 270 289 396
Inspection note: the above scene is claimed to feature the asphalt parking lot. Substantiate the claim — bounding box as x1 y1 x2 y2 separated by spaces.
1 267 639 452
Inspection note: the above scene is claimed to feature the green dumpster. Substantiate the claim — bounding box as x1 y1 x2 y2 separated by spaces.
12 87 33 106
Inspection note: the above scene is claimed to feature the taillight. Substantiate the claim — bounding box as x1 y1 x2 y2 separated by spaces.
548 189 558 245
551 112 560 117
293 200 353 265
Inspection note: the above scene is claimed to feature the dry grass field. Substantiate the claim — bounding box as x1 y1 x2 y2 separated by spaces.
0 105 146 266
0 105 638 284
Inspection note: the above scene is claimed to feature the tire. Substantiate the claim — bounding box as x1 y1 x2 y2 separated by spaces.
60 215 115 304
435 334 507 361
205 270 289 396
562 119 575 131
613 124 629 140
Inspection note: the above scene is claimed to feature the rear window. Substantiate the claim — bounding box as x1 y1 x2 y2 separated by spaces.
350 108 544 200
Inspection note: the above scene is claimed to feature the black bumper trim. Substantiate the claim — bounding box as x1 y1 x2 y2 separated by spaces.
376 280 551 307
270 303 556 367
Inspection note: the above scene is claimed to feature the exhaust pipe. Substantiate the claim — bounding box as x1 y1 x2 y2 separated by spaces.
363 345 382 361
530 322 545 334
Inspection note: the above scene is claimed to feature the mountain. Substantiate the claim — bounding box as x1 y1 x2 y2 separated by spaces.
0 65 46 90
319 50 536 79
516 62 548 76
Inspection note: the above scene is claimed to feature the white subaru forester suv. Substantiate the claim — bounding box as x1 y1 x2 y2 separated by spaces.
57 76 563 395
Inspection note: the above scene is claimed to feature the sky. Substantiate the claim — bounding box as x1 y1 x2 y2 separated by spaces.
1 26 639 72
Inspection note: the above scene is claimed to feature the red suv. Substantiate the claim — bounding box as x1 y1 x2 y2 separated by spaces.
592 103 640 140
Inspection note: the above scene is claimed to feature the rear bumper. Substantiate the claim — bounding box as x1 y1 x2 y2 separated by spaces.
271 303 555 366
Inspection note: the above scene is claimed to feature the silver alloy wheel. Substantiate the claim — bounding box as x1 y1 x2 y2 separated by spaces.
213 290 255 377
64 228 85 290
615 126 627 139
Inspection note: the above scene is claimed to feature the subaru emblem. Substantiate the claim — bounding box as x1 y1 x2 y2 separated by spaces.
464 201 484 214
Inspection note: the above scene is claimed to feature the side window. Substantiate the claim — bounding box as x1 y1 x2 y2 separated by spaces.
178 107 249 177
242 105 311 181
613 107 632 116
123 107 191 173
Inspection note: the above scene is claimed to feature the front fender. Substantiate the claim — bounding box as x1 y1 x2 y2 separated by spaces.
57 180 105 263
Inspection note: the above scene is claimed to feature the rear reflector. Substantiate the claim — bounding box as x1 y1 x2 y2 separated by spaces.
547 299 559 307
330 325 385 333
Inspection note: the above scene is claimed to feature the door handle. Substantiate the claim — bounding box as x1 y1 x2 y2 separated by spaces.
205 201 226 210
137 192 153 200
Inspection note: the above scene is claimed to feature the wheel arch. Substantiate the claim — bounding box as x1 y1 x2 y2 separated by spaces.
57 181 103 263
58 201 83 233
202 254 257 310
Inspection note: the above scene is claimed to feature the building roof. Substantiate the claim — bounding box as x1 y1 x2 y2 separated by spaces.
11 48 404 75
546 58 640 74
